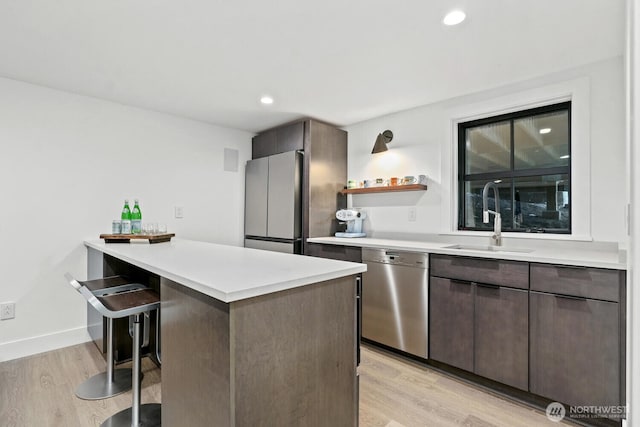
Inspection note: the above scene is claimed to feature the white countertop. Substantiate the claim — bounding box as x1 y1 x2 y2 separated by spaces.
85 239 366 302
307 237 626 270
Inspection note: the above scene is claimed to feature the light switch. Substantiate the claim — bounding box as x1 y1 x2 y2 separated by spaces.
408 207 417 222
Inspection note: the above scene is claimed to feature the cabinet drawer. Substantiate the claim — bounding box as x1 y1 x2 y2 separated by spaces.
306 243 362 263
430 254 528 289
530 263 623 302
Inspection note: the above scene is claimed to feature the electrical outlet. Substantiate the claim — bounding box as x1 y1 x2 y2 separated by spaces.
408 207 417 222
1 302 15 320
174 206 184 219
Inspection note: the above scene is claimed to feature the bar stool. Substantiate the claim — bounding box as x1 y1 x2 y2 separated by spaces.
74 277 162 427
65 273 147 400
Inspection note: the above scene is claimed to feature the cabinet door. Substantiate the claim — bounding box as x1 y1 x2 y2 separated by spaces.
252 129 277 159
474 285 528 390
429 277 473 371
530 291 620 407
244 157 269 236
276 122 304 153
305 121 348 242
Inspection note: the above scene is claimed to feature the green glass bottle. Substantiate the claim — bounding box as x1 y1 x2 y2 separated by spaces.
121 199 132 234
131 199 142 234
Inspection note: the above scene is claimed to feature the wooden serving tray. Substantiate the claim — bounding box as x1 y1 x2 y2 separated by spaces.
99 233 175 244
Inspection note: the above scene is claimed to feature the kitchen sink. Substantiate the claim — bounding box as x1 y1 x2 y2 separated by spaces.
443 244 534 253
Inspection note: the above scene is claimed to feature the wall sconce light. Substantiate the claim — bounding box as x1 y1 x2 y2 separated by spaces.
371 130 393 154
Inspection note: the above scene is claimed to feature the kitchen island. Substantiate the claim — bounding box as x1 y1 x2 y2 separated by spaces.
84 239 366 427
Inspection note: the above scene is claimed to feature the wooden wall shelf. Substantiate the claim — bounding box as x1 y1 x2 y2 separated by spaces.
340 184 428 195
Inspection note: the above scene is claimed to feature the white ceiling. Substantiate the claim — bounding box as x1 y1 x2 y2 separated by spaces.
0 0 625 133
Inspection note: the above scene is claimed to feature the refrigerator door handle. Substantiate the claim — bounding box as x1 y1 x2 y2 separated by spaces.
297 150 305 254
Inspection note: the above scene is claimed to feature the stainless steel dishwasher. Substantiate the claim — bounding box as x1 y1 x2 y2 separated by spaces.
362 248 429 359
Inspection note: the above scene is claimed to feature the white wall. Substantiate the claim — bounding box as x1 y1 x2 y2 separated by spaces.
344 57 626 245
0 77 252 360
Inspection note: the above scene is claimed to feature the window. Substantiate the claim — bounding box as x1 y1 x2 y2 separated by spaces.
458 102 571 234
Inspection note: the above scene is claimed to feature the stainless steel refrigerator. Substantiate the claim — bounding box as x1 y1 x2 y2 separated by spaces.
244 150 302 254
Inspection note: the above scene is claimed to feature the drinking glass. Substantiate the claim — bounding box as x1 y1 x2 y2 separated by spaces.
142 223 157 235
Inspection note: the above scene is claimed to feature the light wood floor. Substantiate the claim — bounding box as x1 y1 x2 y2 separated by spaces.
0 342 564 426
359 346 567 427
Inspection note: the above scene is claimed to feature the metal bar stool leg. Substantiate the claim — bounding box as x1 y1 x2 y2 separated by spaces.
75 317 133 400
101 313 161 427
106 317 116 382
132 313 142 426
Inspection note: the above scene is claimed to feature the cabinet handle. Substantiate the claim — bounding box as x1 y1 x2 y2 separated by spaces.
452 258 499 268
450 279 473 286
553 264 588 270
554 294 588 302
476 283 500 290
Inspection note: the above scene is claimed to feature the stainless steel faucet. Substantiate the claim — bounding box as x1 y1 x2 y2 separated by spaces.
482 181 502 246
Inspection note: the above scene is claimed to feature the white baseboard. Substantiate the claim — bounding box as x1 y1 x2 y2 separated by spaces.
0 326 92 362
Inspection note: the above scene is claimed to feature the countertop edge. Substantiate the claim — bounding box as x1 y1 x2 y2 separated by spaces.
84 240 230 301
307 237 627 270
85 240 366 302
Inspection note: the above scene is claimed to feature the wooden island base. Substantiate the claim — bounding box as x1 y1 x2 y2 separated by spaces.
160 275 358 427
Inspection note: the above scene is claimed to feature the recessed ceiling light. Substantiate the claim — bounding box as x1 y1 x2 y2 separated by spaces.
443 10 466 26
539 128 551 134
560 155 570 159
260 96 274 105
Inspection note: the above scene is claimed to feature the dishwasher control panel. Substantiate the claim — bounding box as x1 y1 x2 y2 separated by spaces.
362 248 428 268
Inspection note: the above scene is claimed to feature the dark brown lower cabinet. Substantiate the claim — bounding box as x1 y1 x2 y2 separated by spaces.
429 255 626 425
429 277 473 372
530 291 620 407
430 277 528 390
474 285 528 390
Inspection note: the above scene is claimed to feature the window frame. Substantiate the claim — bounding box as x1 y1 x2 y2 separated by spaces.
457 101 572 234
